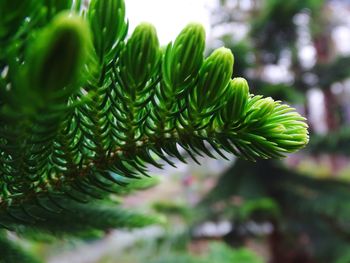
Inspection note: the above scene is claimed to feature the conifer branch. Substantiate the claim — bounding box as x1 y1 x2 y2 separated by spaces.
0 0 309 226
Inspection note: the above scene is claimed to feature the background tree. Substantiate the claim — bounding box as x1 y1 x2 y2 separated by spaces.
194 0 350 262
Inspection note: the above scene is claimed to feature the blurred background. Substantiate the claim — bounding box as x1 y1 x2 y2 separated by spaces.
26 0 350 262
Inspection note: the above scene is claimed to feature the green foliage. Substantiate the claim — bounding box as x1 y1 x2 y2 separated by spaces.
162 23 205 93
152 200 191 219
118 23 160 92
150 241 263 263
25 12 89 97
0 176 163 235
0 231 41 263
207 242 264 263
88 0 127 62
0 0 38 41
0 0 309 260
221 78 249 122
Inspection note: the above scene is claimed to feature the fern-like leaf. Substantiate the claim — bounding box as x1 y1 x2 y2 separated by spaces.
0 0 308 226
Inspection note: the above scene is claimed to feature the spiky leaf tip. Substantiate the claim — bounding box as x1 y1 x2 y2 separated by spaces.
193 47 234 111
26 11 90 96
88 0 127 61
244 97 309 157
118 22 160 92
162 23 205 95
221 77 249 122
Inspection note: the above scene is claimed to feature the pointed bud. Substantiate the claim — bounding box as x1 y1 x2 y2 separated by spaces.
222 77 249 122
118 23 160 93
162 23 205 95
26 12 90 95
88 0 127 61
194 47 234 110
